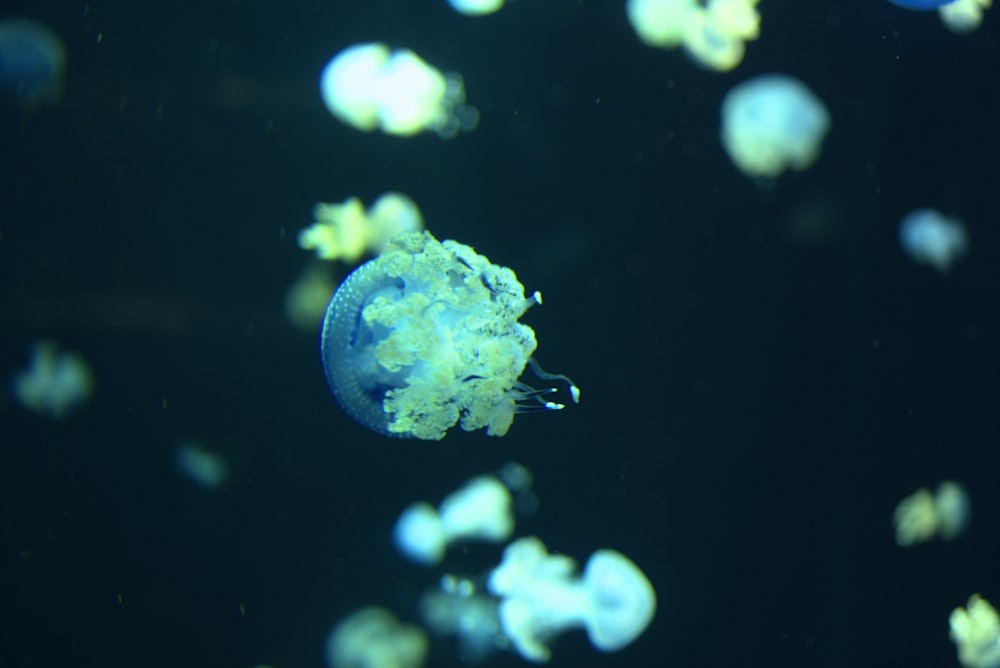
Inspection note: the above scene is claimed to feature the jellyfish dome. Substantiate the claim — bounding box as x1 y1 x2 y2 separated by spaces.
0 18 67 108
720 74 830 181
886 0 956 9
320 231 578 440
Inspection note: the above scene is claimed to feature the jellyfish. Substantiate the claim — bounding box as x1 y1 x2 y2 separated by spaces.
0 18 66 108
448 0 506 16
419 575 505 662
175 441 229 490
893 481 970 546
951 595 1000 668
394 475 514 565
939 0 992 35
487 537 656 662
720 74 830 182
626 0 761 72
325 607 428 668
11 341 94 418
319 231 579 440
886 0 957 8
298 192 424 265
898 208 968 273
319 43 478 138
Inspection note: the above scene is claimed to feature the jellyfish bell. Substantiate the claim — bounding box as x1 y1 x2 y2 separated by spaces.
886 0 957 9
319 231 578 440
0 18 67 109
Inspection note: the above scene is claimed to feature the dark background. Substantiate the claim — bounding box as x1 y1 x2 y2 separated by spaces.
1 1 998 666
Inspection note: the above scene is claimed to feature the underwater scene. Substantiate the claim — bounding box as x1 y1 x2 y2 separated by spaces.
1 1 999 667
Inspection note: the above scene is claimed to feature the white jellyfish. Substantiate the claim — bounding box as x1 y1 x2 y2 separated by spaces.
298 192 424 265
951 594 1000 668
0 19 66 108
319 231 579 440
319 43 478 138
720 74 830 182
626 0 761 72
487 537 656 662
325 607 428 668
898 208 968 273
11 341 94 418
394 476 514 565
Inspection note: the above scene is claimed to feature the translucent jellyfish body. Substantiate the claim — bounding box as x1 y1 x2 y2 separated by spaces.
394 475 514 565
898 208 968 273
488 537 656 662
0 19 66 108
720 74 830 182
939 0 992 34
319 43 478 138
11 341 94 418
626 0 761 72
298 192 424 265
893 481 970 546
320 231 578 440
951 595 1000 668
448 0 505 16
325 607 428 668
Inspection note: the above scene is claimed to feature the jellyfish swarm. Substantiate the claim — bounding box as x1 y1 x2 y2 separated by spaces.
319 43 478 138
720 74 830 182
0 19 66 108
320 231 578 440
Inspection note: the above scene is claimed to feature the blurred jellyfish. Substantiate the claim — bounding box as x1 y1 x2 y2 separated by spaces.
886 0 956 8
449 0 506 16
720 74 830 182
898 208 968 273
419 575 506 662
951 594 1000 668
394 475 514 565
11 341 93 418
319 43 479 138
325 607 428 668
0 18 66 108
298 192 424 265
893 481 970 546
626 0 761 72
487 537 656 662
175 441 229 490
320 231 579 440
284 262 339 333
939 0 991 33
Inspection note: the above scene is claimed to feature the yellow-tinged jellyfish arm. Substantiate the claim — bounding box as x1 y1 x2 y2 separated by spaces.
320 231 578 440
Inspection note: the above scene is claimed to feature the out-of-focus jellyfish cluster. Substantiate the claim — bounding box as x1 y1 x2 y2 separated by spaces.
328 465 656 666
395 476 515 566
898 208 968 273
892 481 970 547
319 43 479 138
10 341 94 419
298 193 424 265
319 231 579 440
720 74 830 183
0 18 66 109
951 594 1000 668
626 0 762 72
885 0 993 34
